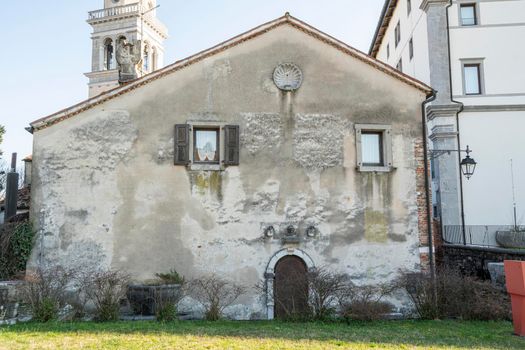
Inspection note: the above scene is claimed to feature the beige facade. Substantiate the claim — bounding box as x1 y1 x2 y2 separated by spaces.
28 16 431 319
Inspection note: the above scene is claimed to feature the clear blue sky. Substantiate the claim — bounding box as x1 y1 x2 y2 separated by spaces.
0 0 384 165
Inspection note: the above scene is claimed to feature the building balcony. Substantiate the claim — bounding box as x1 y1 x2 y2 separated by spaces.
88 3 141 22
87 3 168 37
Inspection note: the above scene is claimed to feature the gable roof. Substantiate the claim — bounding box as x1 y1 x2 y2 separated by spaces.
369 0 398 58
30 13 432 133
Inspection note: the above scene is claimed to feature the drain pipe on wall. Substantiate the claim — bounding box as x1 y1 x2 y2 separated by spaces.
421 90 437 286
445 0 467 244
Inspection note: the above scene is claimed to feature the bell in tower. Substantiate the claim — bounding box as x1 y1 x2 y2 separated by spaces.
85 0 168 98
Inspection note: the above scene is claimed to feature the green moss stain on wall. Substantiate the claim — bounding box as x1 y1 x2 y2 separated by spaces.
190 171 223 201
364 209 388 243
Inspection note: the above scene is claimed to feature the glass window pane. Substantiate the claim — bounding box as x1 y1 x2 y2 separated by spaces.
464 65 480 94
461 5 476 25
362 133 382 165
195 130 218 162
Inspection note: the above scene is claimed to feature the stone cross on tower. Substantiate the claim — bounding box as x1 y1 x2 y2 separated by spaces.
85 0 168 98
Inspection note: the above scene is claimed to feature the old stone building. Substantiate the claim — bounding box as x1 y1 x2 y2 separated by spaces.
27 14 433 319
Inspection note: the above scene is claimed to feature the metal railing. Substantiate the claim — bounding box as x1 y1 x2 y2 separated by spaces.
443 225 525 248
88 3 141 21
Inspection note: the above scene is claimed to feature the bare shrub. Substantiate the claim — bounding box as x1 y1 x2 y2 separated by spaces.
339 283 394 321
85 270 129 322
397 267 510 320
308 267 350 320
188 275 246 321
256 267 351 321
20 267 71 322
396 271 438 319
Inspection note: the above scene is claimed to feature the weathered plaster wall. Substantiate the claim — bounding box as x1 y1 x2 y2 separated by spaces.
29 25 428 319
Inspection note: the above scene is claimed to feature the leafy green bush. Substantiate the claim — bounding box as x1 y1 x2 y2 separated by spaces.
156 303 177 322
0 221 34 280
33 297 59 322
155 269 185 285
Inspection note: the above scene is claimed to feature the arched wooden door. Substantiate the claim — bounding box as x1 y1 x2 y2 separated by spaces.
274 255 308 319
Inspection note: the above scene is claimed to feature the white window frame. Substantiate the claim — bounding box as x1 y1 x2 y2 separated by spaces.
187 121 226 171
461 58 485 96
458 2 479 26
355 124 393 173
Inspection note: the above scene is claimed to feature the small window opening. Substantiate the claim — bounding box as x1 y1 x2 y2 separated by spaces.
104 39 114 70
460 4 477 26
361 132 384 166
395 21 401 47
463 63 481 95
194 128 220 164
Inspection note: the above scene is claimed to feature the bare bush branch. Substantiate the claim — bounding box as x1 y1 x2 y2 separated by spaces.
187 274 246 321
20 266 72 322
396 267 510 320
84 270 129 322
339 282 394 321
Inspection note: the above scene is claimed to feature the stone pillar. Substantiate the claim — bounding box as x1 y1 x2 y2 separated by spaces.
421 0 463 227
264 272 275 320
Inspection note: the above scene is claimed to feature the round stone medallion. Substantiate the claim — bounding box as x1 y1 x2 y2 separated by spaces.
273 63 303 91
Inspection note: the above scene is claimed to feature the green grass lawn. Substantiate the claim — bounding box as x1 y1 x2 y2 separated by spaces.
0 320 523 350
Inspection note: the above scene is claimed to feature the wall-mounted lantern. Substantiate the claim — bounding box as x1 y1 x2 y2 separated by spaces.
430 145 477 180
460 146 477 180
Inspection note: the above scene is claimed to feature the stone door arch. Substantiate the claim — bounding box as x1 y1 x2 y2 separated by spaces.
264 248 315 320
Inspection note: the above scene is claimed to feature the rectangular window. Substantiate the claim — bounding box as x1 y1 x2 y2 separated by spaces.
409 38 414 60
193 128 220 163
355 124 393 172
387 44 390 59
460 4 477 26
407 0 412 15
395 21 401 47
396 58 403 72
463 63 481 95
361 132 383 166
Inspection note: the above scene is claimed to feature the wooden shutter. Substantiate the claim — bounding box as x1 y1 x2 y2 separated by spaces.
224 125 240 166
174 124 190 165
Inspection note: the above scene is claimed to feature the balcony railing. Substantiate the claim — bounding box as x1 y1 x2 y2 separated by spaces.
87 3 167 35
88 3 141 21
443 225 525 249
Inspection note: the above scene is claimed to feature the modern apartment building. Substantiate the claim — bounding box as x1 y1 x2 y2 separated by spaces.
370 0 525 245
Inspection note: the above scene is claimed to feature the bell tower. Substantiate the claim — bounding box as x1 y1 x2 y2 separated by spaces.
85 0 168 98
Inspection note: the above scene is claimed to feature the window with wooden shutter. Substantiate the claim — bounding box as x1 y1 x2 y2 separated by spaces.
174 124 190 165
224 125 240 166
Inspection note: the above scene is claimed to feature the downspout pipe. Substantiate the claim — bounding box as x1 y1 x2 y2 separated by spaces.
422 90 437 283
445 0 467 244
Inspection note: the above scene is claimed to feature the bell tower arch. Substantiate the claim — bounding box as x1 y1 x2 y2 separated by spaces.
85 0 168 98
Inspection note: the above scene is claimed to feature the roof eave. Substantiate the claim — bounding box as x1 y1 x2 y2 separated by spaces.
30 13 432 132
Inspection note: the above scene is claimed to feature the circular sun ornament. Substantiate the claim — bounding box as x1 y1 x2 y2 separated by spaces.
273 63 303 91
